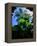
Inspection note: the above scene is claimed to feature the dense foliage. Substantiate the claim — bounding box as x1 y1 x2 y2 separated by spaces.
12 8 33 32
12 7 33 38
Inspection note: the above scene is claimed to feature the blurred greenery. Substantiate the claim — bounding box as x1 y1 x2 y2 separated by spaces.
12 8 33 39
12 13 33 32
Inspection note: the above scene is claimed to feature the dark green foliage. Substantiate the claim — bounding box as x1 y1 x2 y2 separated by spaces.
12 12 33 39
13 13 33 31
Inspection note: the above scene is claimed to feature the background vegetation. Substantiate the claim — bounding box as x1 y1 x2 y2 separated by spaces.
12 7 33 39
